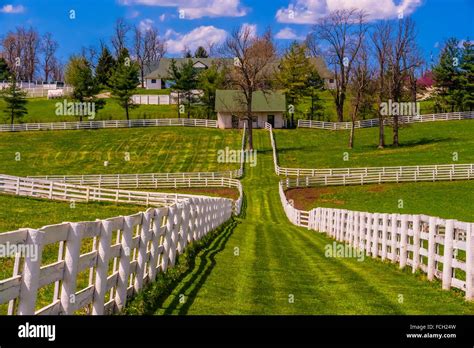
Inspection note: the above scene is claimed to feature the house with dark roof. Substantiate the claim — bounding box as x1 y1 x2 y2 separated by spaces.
144 57 335 90
215 90 286 129
144 58 233 89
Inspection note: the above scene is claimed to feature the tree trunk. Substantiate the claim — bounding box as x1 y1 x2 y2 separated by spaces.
125 103 130 120
247 97 253 150
336 94 345 122
349 121 355 149
392 115 399 146
177 92 180 119
141 68 145 88
10 110 14 125
378 115 385 148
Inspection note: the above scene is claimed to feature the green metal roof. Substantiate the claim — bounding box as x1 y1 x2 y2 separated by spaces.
215 90 286 113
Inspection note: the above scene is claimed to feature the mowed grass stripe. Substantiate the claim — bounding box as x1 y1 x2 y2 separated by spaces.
145 130 474 315
0 127 242 176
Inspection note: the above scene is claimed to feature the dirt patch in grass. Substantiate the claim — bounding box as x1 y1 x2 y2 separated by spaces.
367 185 387 193
151 188 240 200
285 187 342 210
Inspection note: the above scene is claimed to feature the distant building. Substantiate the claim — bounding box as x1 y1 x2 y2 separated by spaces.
144 58 233 89
215 90 286 129
144 57 335 90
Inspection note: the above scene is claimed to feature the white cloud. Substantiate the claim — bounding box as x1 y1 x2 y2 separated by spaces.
276 0 423 24
0 4 25 13
165 25 227 54
139 18 154 32
275 27 304 40
119 0 247 19
240 23 257 38
159 14 166 22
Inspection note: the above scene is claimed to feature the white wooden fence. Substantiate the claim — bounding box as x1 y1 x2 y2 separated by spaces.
265 121 474 181
28 173 244 215
0 174 234 315
0 118 218 132
278 181 474 300
132 95 172 105
298 111 474 130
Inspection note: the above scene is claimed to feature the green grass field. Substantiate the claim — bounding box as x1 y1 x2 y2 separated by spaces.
0 127 242 176
125 130 474 315
275 120 474 168
0 97 180 123
286 181 474 222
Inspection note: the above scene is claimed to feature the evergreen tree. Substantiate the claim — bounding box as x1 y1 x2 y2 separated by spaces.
459 41 474 110
276 42 312 127
433 38 463 112
194 46 209 58
169 59 198 118
64 56 105 121
198 64 224 119
96 46 116 88
0 58 11 81
110 50 139 120
0 75 28 125
305 69 325 120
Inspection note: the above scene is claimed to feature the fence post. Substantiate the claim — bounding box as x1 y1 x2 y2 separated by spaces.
381 214 388 261
412 215 421 273
399 215 408 269
60 223 82 314
92 220 113 315
17 229 44 315
134 212 151 294
372 213 379 257
115 216 133 311
466 223 474 300
442 220 455 290
365 214 371 256
427 217 437 281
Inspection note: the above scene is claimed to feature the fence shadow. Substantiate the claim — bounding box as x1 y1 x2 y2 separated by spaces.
160 217 240 315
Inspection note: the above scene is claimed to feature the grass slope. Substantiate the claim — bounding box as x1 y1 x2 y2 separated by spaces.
0 127 242 176
286 181 474 222
275 120 474 168
132 130 474 315
0 97 180 123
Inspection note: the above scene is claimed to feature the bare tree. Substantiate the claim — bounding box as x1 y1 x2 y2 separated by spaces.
40 32 58 82
2 27 39 81
111 18 131 58
312 9 368 122
387 17 421 146
349 44 372 148
371 21 392 148
221 26 276 150
80 45 99 70
133 24 166 87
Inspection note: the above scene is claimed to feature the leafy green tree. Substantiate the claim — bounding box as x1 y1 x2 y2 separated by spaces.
0 76 28 125
0 58 11 81
65 56 105 121
194 46 209 58
276 42 312 127
110 50 139 120
198 63 225 119
96 46 116 88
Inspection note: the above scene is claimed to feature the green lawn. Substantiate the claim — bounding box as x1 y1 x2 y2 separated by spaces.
126 130 474 315
0 194 145 314
0 127 242 176
293 90 437 122
286 181 474 222
0 97 181 123
275 120 474 168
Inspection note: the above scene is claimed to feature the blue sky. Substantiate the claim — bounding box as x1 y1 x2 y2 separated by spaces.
0 0 472 63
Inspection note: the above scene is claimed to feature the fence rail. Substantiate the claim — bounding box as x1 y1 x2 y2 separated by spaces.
0 196 233 315
298 111 474 130
0 118 218 132
278 181 474 300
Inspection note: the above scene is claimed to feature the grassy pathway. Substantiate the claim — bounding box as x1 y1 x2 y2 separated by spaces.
151 130 474 315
